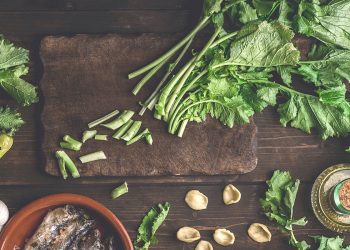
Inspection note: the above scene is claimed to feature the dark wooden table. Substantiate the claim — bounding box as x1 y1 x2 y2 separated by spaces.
1 1 350 249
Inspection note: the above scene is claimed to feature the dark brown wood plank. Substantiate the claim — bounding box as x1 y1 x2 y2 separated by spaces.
0 0 199 11
0 10 191 36
0 183 344 249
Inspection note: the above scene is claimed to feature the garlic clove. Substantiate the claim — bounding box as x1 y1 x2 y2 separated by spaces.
213 228 235 246
185 190 208 210
223 184 241 205
195 240 213 250
176 226 201 243
247 223 272 243
0 200 9 231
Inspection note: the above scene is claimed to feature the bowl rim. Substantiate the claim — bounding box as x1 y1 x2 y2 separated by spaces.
0 193 134 250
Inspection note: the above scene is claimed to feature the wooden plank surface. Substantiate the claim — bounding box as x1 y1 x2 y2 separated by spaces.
0 1 349 249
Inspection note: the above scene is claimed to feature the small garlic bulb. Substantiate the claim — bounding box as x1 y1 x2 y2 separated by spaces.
0 200 9 231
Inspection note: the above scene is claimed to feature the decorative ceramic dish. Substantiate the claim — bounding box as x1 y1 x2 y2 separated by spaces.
0 193 133 250
311 163 350 233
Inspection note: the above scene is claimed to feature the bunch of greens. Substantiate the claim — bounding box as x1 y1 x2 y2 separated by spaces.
260 170 309 250
129 0 350 139
134 202 170 250
313 235 350 250
0 35 38 158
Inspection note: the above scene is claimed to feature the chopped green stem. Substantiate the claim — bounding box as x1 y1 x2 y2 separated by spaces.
177 119 188 137
88 109 119 128
126 128 150 145
79 151 107 163
209 31 238 49
121 121 142 141
56 151 80 178
82 130 97 143
60 142 81 151
94 134 108 141
164 28 222 119
139 37 194 115
112 120 133 139
56 155 68 179
145 133 153 145
156 57 196 116
63 135 82 150
132 56 170 95
111 182 128 199
102 110 134 130
128 17 210 79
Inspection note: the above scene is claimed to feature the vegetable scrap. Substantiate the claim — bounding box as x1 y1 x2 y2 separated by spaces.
111 182 128 200
79 151 107 164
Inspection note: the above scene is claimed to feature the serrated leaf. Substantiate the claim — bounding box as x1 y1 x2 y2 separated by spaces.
230 21 300 67
0 106 24 134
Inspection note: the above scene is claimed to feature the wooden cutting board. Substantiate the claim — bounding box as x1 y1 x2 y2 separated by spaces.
40 34 257 177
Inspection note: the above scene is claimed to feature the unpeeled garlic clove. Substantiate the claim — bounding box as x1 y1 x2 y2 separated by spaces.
185 190 208 210
213 228 235 246
195 240 213 250
248 223 272 243
176 226 201 243
223 184 241 205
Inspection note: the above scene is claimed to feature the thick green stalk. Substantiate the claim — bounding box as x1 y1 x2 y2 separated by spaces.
168 70 208 119
209 31 238 49
121 121 142 141
156 57 196 117
94 134 108 141
128 17 210 79
79 151 107 163
88 109 119 128
126 128 150 145
56 151 80 178
112 119 133 139
132 56 170 95
63 135 82 150
82 130 97 143
111 182 128 199
164 29 222 120
177 119 188 137
56 155 68 179
102 110 134 130
139 37 194 115
60 142 81 151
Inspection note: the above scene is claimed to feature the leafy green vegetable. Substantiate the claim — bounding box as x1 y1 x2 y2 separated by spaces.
260 170 310 250
312 235 350 250
134 202 170 250
296 0 350 49
0 106 24 135
0 36 38 106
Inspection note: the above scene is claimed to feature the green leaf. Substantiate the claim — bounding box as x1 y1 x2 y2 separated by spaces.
0 106 24 134
0 36 38 106
298 45 350 87
312 235 348 250
317 86 346 105
230 21 300 67
134 202 170 250
229 2 258 25
0 36 29 70
203 0 223 16
296 0 350 49
278 94 350 139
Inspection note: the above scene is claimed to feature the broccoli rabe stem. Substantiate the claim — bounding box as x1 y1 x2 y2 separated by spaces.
55 151 80 178
102 110 134 130
126 128 151 145
111 182 128 199
139 37 194 115
94 134 108 141
79 151 107 163
88 109 119 128
60 135 82 151
128 17 210 79
121 121 142 141
82 130 97 143
56 156 68 179
113 120 134 139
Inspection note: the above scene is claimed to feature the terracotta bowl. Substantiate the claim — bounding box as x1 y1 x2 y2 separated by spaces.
0 193 134 250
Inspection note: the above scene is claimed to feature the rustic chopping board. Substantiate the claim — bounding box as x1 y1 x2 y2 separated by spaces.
40 34 257 177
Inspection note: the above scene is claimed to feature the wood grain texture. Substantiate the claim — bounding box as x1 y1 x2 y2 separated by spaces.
40 34 258 177
0 183 346 250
